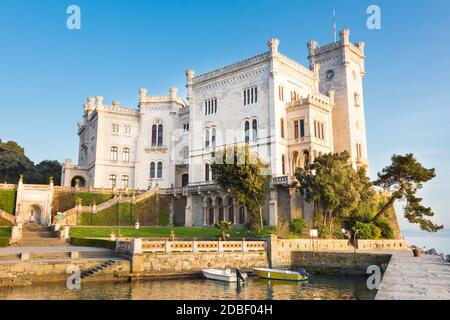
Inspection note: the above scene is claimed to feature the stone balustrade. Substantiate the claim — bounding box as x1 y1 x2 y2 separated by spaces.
125 239 266 255
357 239 409 251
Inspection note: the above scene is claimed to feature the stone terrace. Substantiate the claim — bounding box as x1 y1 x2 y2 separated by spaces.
376 251 450 300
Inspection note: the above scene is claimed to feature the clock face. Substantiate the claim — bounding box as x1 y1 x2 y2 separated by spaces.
325 69 335 81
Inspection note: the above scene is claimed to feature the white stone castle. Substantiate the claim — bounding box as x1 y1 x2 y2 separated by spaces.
61 29 368 227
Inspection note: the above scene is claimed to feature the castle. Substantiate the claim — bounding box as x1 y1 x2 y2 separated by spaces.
61 29 368 227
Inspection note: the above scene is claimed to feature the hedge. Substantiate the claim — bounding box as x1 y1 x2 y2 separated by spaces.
77 194 170 227
0 190 16 214
70 237 116 250
52 191 114 213
0 238 10 247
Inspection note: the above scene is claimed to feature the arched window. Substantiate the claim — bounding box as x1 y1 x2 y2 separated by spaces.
218 198 224 222
302 150 310 167
252 119 258 141
151 125 157 146
239 205 245 224
228 198 235 224
244 121 250 143
282 154 286 175
280 118 285 138
150 162 156 179
109 174 117 188
123 147 130 162
292 152 299 174
205 129 210 148
157 124 163 146
121 175 129 189
157 162 163 178
110 146 118 161
208 198 214 225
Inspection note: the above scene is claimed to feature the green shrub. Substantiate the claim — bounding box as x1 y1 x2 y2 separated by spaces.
70 237 116 250
375 219 395 239
351 221 382 239
316 223 330 239
289 218 307 234
0 237 10 247
0 190 16 214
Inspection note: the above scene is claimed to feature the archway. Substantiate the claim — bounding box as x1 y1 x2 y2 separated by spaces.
29 205 42 224
71 176 86 187
207 198 214 225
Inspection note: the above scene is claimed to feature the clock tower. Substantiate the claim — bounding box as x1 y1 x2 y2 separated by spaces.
307 29 368 170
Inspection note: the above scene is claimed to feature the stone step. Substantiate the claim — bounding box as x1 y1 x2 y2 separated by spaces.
22 232 55 239
15 239 66 247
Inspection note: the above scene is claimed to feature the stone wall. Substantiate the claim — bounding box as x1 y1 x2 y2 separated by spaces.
0 259 130 285
131 251 269 276
291 252 391 276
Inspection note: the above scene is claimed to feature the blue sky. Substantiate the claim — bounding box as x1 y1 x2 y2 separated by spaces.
0 0 449 231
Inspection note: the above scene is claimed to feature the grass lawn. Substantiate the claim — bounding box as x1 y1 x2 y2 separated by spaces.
70 226 277 240
0 227 11 237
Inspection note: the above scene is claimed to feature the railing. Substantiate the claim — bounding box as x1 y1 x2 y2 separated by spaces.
139 239 266 254
357 239 409 251
0 184 16 190
22 184 50 191
272 176 289 186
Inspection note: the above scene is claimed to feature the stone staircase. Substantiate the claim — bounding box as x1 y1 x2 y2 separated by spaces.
14 224 66 247
80 260 116 280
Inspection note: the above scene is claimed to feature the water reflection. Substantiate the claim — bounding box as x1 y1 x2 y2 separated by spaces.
0 276 376 300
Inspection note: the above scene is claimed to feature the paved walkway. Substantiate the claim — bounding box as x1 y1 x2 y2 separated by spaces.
0 246 112 255
376 251 450 300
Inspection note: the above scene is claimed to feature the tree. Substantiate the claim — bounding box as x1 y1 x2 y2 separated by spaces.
0 146 35 183
27 160 62 185
373 154 442 232
294 152 373 235
211 145 271 234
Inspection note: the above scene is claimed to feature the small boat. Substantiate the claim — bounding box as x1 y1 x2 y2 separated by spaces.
253 268 309 282
202 269 248 283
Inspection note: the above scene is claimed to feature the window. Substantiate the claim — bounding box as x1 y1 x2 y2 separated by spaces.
205 129 210 148
150 162 156 179
121 175 129 189
252 120 258 141
110 146 118 161
314 120 325 140
243 87 258 106
123 147 130 162
228 198 234 223
183 123 189 132
204 98 217 115
291 90 299 101
281 155 286 175
109 174 117 188
354 92 361 107
151 125 157 146
157 124 163 146
278 85 284 102
124 125 131 134
205 163 210 181
294 119 305 139
244 121 250 143
112 123 119 133
280 118 285 138
356 143 363 159
157 162 163 178
211 128 216 148
182 174 189 187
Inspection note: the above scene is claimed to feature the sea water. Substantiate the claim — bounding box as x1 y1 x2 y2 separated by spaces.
402 229 450 254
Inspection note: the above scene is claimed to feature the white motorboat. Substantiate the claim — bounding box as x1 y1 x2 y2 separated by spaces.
202 269 248 283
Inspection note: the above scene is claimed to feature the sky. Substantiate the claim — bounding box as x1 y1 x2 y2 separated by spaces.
0 0 449 231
